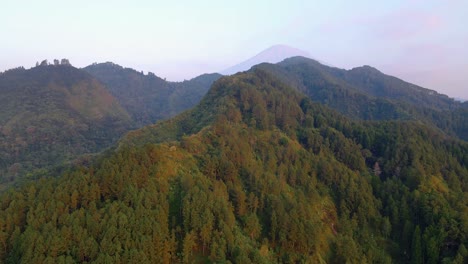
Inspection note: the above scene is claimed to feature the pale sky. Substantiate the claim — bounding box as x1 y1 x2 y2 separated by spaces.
1 0 467 98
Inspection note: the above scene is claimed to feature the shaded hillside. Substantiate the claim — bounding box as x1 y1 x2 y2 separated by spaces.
254 59 406 121
255 57 468 140
341 66 455 108
1 69 466 263
84 62 222 126
279 57 459 110
0 64 132 184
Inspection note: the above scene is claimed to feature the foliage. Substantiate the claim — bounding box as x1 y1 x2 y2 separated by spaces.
1 63 220 188
0 69 466 263
0 65 132 186
255 57 468 141
84 62 222 126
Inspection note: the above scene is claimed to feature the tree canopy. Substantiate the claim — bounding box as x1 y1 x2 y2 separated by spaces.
0 69 466 263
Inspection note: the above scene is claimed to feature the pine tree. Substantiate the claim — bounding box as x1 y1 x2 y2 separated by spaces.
411 225 423 264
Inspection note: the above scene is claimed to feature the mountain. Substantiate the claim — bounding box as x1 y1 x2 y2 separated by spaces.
221 44 311 75
255 56 468 140
84 62 222 126
261 56 461 111
0 64 132 185
0 61 220 187
1 68 466 263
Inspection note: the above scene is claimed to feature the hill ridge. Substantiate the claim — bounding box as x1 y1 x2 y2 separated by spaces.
0 64 131 183
0 67 466 263
84 62 222 126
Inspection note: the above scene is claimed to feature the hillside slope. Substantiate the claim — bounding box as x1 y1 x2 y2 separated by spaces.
1 69 466 263
84 62 222 126
255 57 468 140
0 64 132 184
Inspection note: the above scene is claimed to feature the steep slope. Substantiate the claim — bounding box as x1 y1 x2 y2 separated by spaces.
222 44 311 75
324 64 456 110
1 68 466 263
84 62 222 126
0 64 132 184
256 57 468 140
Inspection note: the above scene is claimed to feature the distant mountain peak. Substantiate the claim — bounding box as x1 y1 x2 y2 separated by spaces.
260 44 310 56
221 45 311 75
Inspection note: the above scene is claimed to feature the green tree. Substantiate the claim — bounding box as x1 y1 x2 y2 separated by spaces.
244 213 261 240
182 231 196 264
411 226 423 264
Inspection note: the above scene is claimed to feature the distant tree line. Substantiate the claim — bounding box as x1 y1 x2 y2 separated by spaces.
35 59 71 67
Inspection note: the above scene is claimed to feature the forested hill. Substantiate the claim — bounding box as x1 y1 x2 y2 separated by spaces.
255 57 468 141
84 62 222 126
1 68 466 263
0 62 221 187
277 56 460 110
0 64 132 185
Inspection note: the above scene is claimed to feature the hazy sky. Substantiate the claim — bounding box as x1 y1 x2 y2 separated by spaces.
1 0 467 98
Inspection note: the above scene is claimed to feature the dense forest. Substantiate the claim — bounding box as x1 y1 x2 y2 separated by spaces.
0 64 132 185
84 62 222 126
255 57 468 141
0 62 219 188
0 69 466 263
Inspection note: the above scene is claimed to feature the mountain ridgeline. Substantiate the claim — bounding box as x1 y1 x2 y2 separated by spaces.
84 62 222 126
255 57 468 140
0 62 219 186
0 64 132 183
0 68 466 263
